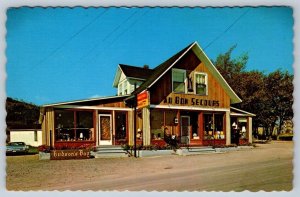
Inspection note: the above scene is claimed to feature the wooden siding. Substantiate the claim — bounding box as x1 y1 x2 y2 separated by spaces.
95 101 126 108
150 50 231 108
42 107 55 147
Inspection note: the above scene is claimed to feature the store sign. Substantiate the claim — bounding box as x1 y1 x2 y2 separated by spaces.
163 96 220 107
50 149 90 160
137 91 149 109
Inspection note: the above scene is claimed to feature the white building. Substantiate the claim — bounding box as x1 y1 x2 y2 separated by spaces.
9 129 43 147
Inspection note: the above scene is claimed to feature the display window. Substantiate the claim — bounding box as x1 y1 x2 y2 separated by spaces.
150 109 164 140
203 113 225 140
238 117 248 139
115 111 127 140
55 110 95 142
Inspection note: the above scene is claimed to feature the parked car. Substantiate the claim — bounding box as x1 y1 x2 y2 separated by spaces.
6 142 29 155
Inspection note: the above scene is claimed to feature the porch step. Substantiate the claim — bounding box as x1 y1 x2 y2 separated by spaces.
176 146 216 155
91 145 129 158
187 146 216 153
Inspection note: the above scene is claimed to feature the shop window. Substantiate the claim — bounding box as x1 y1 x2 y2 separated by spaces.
150 110 164 140
115 112 127 140
238 117 248 139
76 111 94 141
194 72 207 95
172 68 186 93
203 113 225 140
55 110 94 142
136 111 143 140
214 114 225 139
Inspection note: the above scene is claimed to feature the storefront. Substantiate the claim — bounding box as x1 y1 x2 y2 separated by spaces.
39 41 255 149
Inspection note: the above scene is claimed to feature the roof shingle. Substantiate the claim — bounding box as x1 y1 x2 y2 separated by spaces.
119 64 153 80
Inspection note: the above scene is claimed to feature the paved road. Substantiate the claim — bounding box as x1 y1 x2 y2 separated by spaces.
6 141 293 191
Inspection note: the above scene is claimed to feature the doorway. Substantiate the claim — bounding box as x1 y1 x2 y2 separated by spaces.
99 114 112 145
180 116 190 144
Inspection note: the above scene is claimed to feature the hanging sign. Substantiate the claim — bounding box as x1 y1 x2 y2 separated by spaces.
137 91 150 109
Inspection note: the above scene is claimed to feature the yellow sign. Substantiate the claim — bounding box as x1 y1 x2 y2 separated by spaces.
137 91 149 109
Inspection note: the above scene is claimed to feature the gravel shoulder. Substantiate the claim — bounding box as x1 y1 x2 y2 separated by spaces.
6 141 293 191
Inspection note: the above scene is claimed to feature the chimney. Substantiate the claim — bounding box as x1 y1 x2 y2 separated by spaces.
143 65 149 69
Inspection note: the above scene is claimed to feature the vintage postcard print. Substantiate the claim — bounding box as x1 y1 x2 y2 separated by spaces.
5 6 293 191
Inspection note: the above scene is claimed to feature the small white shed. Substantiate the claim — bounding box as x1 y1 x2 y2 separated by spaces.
9 129 43 147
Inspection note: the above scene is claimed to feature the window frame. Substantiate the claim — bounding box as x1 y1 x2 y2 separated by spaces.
34 130 38 142
172 68 187 94
194 72 208 95
54 109 95 142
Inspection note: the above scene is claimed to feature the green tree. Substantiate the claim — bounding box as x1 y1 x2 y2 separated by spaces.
213 46 293 138
263 70 293 135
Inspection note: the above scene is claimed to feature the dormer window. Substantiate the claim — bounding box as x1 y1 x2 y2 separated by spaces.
194 72 208 95
172 68 186 93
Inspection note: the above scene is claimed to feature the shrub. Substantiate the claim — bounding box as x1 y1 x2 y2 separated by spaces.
37 145 51 153
278 135 293 141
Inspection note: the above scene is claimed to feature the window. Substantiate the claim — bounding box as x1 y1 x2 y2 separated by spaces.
203 113 225 140
34 130 38 142
238 118 248 139
55 110 94 141
150 109 164 140
194 72 207 95
172 69 186 93
123 81 128 95
76 111 94 140
118 83 123 95
115 112 127 140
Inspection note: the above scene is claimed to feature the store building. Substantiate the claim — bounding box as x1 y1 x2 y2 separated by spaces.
39 42 255 149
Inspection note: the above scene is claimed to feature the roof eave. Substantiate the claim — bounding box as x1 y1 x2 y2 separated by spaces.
192 42 242 104
112 65 122 88
43 95 129 107
230 106 256 116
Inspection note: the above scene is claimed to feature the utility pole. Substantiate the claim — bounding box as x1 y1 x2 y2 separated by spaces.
133 83 137 158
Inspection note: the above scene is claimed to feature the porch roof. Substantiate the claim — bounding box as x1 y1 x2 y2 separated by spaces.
42 95 128 107
230 107 256 117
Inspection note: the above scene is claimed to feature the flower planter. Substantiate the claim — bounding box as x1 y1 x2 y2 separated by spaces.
39 152 50 160
137 149 174 157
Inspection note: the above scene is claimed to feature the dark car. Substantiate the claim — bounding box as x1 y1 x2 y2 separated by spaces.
6 142 29 155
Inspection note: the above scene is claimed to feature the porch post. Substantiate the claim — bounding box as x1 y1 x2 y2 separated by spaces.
248 117 253 143
128 110 134 146
226 111 231 145
142 107 151 146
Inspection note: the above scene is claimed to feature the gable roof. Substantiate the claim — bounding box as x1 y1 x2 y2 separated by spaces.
131 42 195 95
113 64 153 87
131 41 242 104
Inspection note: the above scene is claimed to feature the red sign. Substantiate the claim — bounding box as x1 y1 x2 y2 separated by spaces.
137 91 149 109
50 149 90 160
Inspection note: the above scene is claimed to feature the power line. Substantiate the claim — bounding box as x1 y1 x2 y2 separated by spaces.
80 9 142 62
102 10 139 42
204 8 251 50
54 9 143 78
109 9 150 47
91 9 150 60
28 9 108 71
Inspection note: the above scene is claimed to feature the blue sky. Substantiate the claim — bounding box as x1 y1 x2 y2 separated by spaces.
6 7 294 105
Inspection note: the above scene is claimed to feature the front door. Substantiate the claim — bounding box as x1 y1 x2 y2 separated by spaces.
99 114 112 145
181 116 190 144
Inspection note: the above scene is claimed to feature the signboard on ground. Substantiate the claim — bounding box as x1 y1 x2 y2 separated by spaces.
50 149 90 160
